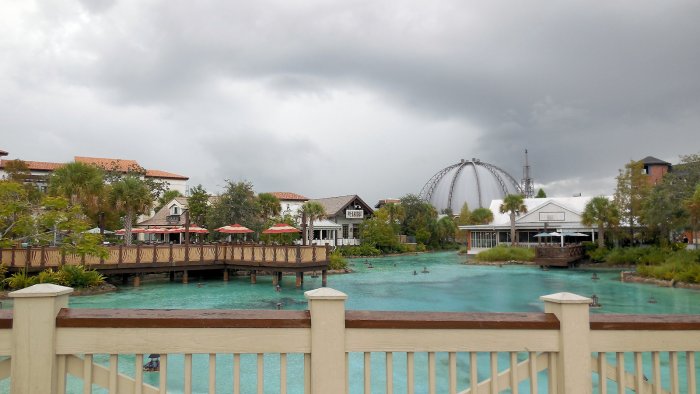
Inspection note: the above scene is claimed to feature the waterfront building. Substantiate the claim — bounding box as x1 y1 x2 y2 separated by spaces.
268 191 309 217
0 152 189 195
309 195 374 246
459 196 607 253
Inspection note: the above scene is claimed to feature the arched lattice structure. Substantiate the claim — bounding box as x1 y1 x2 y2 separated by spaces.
419 159 523 213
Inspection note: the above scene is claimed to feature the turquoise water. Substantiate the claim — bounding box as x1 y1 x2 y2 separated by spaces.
6 252 700 393
68 251 700 314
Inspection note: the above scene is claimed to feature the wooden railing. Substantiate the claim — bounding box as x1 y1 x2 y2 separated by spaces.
0 285 698 393
0 244 329 270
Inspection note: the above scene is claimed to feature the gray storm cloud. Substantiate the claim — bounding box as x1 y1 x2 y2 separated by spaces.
2 0 699 204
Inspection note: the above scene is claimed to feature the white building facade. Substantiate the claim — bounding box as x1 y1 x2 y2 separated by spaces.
459 196 608 254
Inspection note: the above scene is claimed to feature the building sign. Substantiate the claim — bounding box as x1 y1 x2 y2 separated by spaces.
346 209 364 219
539 212 565 222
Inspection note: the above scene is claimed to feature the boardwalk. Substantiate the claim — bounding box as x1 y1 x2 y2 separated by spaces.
533 244 585 267
1 243 331 286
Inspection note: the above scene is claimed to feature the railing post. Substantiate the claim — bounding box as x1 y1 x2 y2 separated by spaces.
10 283 74 394
540 292 592 393
305 288 347 394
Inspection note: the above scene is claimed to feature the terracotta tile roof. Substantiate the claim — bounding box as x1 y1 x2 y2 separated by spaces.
145 169 189 180
75 156 142 172
269 192 309 201
0 159 63 171
74 156 188 180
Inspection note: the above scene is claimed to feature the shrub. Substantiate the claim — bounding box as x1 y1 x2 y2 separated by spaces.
0 264 6 283
475 246 535 262
336 244 382 257
587 247 609 263
37 268 66 285
4 271 38 290
415 243 427 252
328 251 348 270
58 265 105 288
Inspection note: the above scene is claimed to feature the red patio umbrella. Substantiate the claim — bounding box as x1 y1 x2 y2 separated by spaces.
144 227 171 234
216 224 254 234
170 225 209 234
262 223 300 234
115 228 146 235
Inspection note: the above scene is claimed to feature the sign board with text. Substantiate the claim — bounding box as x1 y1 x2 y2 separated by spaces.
346 210 364 219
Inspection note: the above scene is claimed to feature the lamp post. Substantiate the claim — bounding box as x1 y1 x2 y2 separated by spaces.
183 209 190 262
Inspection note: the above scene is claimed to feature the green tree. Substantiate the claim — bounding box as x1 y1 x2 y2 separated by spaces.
0 181 106 257
399 194 437 240
0 181 34 247
641 184 687 245
206 181 260 237
469 207 494 225
581 196 619 248
500 194 527 246
39 196 108 258
258 193 281 219
455 202 471 225
535 188 547 198
359 208 399 251
301 201 326 245
437 215 457 244
48 161 105 215
685 184 700 249
384 202 405 233
110 176 153 245
187 185 210 227
154 189 183 212
614 160 651 242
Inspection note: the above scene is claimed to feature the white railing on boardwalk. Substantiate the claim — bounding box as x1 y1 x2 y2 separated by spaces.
0 285 698 393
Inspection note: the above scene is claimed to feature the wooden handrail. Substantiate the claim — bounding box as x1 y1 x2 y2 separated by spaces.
345 311 560 329
590 314 700 330
55 308 310 328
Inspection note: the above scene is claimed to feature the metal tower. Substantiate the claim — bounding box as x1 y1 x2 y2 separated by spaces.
521 149 534 198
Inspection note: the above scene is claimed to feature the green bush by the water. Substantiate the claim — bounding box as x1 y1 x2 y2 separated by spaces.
336 244 382 257
3 265 105 290
636 250 700 283
475 246 535 262
328 251 348 270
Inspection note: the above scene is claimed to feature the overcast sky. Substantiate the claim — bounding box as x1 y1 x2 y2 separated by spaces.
2 0 699 205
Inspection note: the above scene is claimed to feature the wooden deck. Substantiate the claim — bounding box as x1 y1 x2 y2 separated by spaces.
0 243 330 277
534 244 586 267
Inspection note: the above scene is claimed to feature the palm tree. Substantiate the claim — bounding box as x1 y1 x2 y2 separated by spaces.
258 193 281 219
48 162 105 212
499 194 527 246
110 176 153 245
581 196 619 248
384 203 405 233
301 201 326 245
469 207 494 225
685 185 700 249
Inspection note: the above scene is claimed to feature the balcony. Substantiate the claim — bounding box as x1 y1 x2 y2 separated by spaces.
0 285 698 393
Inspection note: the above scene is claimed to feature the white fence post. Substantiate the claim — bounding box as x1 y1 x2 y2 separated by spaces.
10 283 73 394
305 287 348 394
541 292 592 394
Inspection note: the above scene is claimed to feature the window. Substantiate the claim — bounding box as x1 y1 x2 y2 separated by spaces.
352 224 360 239
342 224 349 239
170 205 179 215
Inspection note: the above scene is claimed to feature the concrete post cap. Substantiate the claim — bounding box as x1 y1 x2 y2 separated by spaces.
540 292 591 304
304 287 348 300
9 284 74 298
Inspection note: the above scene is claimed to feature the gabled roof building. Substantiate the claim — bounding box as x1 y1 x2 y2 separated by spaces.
458 196 606 253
